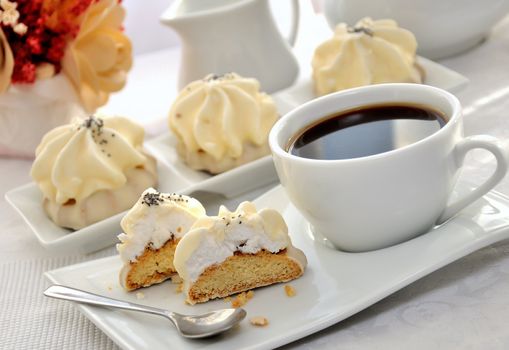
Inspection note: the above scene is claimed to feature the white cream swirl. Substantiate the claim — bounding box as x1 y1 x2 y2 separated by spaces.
117 188 206 263
168 73 278 161
174 201 307 284
312 17 422 95
31 115 149 204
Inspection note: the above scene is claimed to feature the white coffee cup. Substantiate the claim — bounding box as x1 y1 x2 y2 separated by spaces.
269 83 509 252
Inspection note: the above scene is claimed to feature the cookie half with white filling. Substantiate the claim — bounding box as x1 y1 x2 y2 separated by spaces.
117 188 206 291
174 201 307 304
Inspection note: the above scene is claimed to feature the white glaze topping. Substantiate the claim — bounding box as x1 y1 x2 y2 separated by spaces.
173 202 307 286
31 115 149 204
312 17 422 95
168 73 278 161
117 188 206 263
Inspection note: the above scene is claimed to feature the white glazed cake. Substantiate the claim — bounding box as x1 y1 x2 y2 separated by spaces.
174 201 307 304
117 188 206 291
312 17 423 95
30 115 157 230
168 73 278 174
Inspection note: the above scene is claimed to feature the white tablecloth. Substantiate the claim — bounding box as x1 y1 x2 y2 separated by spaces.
3 6 509 350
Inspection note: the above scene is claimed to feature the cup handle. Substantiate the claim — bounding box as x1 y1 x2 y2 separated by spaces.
287 0 300 47
437 135 509 224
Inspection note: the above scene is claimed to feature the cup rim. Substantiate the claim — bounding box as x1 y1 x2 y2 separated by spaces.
269 83 462 165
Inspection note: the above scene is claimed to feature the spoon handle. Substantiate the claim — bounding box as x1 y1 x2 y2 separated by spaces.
44 285 171 318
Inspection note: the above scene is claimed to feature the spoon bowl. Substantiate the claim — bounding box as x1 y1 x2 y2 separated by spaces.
44 285 246 339
172 308 246 338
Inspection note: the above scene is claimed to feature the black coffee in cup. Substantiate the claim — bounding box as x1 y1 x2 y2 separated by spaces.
287 104 447 160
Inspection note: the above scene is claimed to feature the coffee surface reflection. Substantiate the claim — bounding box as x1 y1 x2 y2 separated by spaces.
287 104 447 160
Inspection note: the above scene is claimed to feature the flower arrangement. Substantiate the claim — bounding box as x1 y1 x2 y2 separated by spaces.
0 0 132 112
0 0 132 157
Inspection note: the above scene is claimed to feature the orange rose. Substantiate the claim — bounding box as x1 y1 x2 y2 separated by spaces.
62 0 132 112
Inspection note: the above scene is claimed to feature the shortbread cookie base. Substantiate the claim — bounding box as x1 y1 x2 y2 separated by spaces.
186 249 304 304
120 238 180 291
176 141 270 174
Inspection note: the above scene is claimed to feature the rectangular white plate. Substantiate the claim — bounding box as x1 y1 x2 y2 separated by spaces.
45 182 509 350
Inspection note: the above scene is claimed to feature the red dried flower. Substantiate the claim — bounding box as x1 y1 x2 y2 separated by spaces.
2 0 99 84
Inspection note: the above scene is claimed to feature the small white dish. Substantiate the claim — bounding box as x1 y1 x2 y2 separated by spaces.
5 162 173 253
45 182 509 350
144 135 277 196
5 156 277 254
272 56 469 113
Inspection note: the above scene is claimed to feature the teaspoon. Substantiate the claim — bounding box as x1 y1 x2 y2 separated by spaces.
44 285 246 339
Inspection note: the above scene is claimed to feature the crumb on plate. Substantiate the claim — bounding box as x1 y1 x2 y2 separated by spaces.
175 284 183 294
284 284 296 297
136 292 145 300
250 316 269 327
231 290 254 308
171 275 183 284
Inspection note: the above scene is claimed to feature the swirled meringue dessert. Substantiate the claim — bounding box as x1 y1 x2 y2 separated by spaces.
168 73 278 174
30 115 157 230
312 17 423 95
117 188 206 291
174 201 307 304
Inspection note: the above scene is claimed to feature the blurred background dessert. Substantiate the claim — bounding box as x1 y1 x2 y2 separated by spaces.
312 17 422 95
322 0 509 59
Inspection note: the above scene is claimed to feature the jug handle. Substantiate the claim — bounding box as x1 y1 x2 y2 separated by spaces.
287 0 300 47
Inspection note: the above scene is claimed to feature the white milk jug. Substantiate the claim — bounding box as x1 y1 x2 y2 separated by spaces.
161 0 300 93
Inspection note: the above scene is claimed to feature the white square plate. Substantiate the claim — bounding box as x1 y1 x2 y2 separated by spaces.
5 162 175 253
144 137 277 198
45 181 509 350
